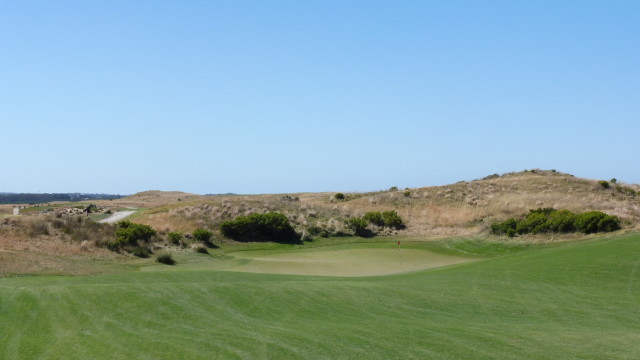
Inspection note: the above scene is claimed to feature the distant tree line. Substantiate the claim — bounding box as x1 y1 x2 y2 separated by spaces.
0 193 124 204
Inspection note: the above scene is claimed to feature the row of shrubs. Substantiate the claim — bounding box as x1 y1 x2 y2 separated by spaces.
101 210 406 256
347 210 405 237
491 208 621 237
598 180 639 196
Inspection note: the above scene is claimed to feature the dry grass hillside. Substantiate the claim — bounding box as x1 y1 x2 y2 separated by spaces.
104 190 201 208
1 170 638 275
133 170 640 237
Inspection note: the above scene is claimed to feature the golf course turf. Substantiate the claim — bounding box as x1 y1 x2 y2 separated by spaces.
1 234 639 359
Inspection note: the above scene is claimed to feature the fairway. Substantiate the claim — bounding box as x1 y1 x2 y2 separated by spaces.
2 234 640 359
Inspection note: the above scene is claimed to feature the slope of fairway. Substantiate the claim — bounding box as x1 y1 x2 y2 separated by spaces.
1 234 640 359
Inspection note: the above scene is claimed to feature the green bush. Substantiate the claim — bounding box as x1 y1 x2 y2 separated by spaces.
492 209 619 236
575 211 607 234
192 229 215 247
598 180 610 189
363 211 385 226
382 210 404 229
528 208 557 216
194 245 209 254
403 190 411 197
491 218 518 237
167 231 183 245
516 212 549 234
346 217 371 237
156 252 175 265
573 211 620 234
546 210 576 233
598 215 621 232
219 212 299 243
114 221 156 248
334 193 345 200
362 211 405 229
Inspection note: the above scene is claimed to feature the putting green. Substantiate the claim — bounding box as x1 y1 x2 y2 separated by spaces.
144 243 476 276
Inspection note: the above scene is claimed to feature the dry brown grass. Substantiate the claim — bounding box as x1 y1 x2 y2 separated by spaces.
129 170 640 236
99 190 202 208
0 215 126 276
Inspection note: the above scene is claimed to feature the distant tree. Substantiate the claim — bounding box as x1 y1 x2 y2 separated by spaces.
334 193 345 200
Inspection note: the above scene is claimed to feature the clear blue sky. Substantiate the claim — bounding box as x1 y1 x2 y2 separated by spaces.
2 1 638 194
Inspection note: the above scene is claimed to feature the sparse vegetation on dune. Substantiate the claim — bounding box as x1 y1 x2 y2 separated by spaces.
127 170 640 238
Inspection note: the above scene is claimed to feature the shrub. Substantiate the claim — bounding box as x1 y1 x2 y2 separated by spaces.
616 186 637 197
492 209 619 236
108 221 156 255
389 186 399 191
516 212 549 234
346 217 371 237
610 178 617 184
194 245 209 254
219 212 299 243
156 252 175 265
115 221 156 247
363 211 385 226
382 210 404 229
598 180 610 189
192 229 215 247
575 211 608 234
27 221 50 237
334 193 345 200
529 208 557 216
167 231 183 245
546 210 576 233
597 215 621 232
403 190 411 197
491 218 518 237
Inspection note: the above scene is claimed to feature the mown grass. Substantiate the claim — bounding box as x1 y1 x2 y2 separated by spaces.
1 234 639 359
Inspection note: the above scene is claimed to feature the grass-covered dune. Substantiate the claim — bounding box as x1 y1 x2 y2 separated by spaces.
1 234 639 359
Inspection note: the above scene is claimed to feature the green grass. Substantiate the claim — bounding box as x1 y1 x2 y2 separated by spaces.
1 234 639 359
20 202 91 213
144 242 476 276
